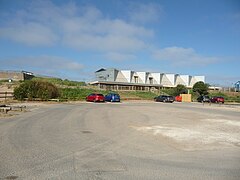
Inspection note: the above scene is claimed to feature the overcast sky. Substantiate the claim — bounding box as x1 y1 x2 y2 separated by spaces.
0 0 239 86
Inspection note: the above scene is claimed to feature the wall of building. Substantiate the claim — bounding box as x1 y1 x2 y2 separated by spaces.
150 73 160 84
115 71 129 82
95 68 205 88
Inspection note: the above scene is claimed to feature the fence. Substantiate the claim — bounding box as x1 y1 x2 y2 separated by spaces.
0 92 14 100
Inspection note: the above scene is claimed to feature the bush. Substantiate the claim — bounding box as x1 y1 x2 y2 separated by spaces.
14 80 59 100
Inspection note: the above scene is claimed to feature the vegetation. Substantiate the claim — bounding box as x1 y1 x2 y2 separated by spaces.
60 88 108 100
60 88 157 101
0 80 9 85
117 91 157 100
14 80 59 100
32 77 86 86
209 91 240 103
160 84 188 96
172 84 188 96
0 80 9 83
193 81 209 95
12 77 240 102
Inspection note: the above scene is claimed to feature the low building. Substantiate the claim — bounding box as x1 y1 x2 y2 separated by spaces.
90 68 205 91
0 70 34 81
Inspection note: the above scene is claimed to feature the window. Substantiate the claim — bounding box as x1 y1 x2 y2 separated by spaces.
134 76 138 83
149 77 153 84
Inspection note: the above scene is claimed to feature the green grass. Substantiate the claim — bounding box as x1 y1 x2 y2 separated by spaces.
0 80 9 82
14 78 157 101
60 88 108 100
159 88 174 96
59 88 158 101
209 91 240 103
32 77 86 86
117 91 157 100
0 80 9 85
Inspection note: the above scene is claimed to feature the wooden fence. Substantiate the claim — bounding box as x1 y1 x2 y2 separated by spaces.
0 92 14 100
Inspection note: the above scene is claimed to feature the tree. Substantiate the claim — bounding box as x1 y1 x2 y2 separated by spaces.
172 84 188 96
192 81 209 95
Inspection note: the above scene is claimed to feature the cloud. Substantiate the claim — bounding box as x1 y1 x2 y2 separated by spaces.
128 3 163 24
3 55 84 74
0 0 153 54
104 52 136 62
0 22 58 46
152 46 219 67
64 34 147 53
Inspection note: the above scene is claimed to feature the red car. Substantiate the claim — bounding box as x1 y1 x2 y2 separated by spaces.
86 93 105 102
210 96 224 104
175 96 182 102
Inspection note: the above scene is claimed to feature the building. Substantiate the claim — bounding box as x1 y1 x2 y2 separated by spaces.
90 68 205 91
235 81 240 92
0 70 34 81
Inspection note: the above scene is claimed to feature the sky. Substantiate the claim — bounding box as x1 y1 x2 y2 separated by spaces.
0 0 239 86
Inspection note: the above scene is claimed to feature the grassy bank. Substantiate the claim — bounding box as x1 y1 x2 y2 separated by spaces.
32 77 86 87
60 88 157 101
10 77 240 102
209 91 240 103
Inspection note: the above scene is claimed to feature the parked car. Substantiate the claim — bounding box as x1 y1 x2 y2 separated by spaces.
154 95 174 103
210 96 224 104
105 93 120 102
197 95 211 103
175 96 182 102
86 93 105 102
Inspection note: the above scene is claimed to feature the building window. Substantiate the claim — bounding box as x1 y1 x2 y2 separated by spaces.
149 77 153 84
134 76 138 83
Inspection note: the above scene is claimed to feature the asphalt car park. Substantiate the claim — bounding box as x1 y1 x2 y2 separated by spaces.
0 101 239 179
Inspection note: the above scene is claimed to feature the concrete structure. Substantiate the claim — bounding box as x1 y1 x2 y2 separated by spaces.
91 68 205 91
0 71 34 81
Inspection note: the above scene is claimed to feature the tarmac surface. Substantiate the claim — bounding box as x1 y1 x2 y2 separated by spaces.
0 102 240 179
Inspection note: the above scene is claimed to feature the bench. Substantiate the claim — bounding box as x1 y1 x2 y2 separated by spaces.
0 106 12 114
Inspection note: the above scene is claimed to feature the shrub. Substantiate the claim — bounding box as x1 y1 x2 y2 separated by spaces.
14 80 59 100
